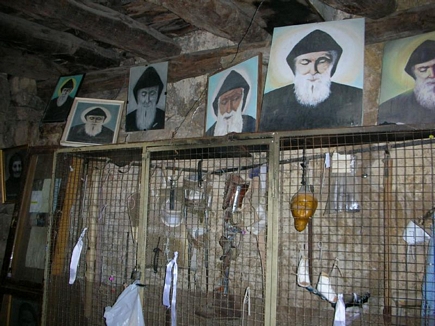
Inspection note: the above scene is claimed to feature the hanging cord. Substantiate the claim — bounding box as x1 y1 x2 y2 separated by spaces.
301 143 307 186
229 0 265 64
171 0 265 138
111 70 129 100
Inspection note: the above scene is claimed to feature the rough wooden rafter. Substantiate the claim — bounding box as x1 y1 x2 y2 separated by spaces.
0 0 181 61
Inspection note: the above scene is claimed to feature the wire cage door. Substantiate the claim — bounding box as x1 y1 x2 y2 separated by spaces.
275 130 435 326
43 146 144 326
142 141 271 326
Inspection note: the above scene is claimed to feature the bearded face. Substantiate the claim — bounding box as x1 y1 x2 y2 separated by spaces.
12 159 22 178
135 85 159 130
84 115 105 137
57 87 72 107
214 88 244 136
413 58 435 110
293 51 335 107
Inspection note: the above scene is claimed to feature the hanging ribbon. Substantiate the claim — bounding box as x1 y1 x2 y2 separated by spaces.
69 228 88 284
333 293 346 326
242 286 251 325
163 251 178 326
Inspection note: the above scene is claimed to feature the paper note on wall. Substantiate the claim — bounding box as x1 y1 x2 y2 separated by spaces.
30 179 52 213
25 226 48 269
331 152 354 174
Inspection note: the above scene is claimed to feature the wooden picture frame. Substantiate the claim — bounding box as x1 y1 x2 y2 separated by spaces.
205 55 262 137
2 149 55 286
60 97 124 147
41 74 85 123
1 145 27 203
0 294 41 326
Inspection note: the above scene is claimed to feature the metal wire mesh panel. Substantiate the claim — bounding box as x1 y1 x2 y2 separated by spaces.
42 128 435 326
276 130 435 326
44 147 143 326
143 143 269 326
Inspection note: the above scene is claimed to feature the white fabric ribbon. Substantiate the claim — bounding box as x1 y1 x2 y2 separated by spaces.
69 228 87 284
163 252 178 326
242 287 251 325
333 293 346 326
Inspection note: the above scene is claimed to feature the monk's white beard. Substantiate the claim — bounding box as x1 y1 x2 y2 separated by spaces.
57 94 68 107
85 123 103 137
136 104 157 130
294 72 331 107
214 104 244 136
414 78 435 110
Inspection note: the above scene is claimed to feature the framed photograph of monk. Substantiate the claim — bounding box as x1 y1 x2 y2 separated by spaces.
378 31 435 125
41 74 85 123
1 145 27 203
126 62 168 132
259 18 364 132
205 55 261 137
60 97 124 147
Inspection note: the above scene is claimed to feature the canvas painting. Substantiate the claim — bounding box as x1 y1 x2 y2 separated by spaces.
61 97 124 147
259 18 364 132
205 55 261 136
126 62 168 132
41 74 85 123
378 31 435 125
1 146 27 203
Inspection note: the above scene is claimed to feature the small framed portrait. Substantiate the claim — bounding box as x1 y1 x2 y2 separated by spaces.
126 62 168 132
60 97 124 147
41 74 85 123
1 145 27 203
205 55 262 137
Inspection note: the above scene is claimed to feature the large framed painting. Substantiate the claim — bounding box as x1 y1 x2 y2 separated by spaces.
1 145 27 203
41 74 85 123
205 55 262 137
378 30 435 125
60 97 124 147
259 18 364 132
0 294 41 326
126 62 168 132
2 149 55 286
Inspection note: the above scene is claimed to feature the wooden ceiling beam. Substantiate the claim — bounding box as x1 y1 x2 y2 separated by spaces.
317 0 397 19
0 12 120 70
365 3 435 44
147 0 270 43
0 0 181 61
0 46 69 81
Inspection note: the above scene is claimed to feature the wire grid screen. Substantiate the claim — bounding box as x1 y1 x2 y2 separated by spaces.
276 131 435 326
44 148 143 326
143 144 269 325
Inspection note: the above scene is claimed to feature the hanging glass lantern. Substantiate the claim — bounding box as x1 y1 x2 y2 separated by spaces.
290 159 318 232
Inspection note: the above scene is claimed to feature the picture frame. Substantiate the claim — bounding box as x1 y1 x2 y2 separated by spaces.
126 62 168 132
259 18 364 132
378 30 435 125
205 55 262 137
1 145 27 203
41 74 85 123
2 149 55 286
60 97 125 147
0 294 41 326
